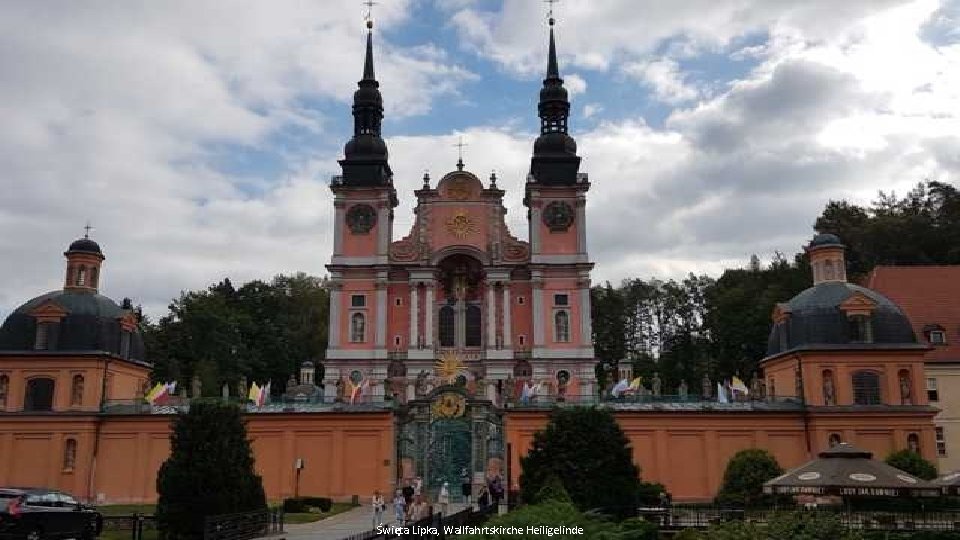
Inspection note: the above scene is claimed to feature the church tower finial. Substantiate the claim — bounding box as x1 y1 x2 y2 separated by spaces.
529 7 581 185
336 11 394 189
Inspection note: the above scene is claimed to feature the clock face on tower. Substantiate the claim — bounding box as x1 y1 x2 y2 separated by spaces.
543 201 575 232
346 204 377 234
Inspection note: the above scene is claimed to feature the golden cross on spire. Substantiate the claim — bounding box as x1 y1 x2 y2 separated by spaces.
453 136 468 171
545 0 559 24
362 0 377 23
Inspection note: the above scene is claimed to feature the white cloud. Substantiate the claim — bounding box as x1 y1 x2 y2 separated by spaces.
624 58 700 104
582 103 603 119
565 73 588 97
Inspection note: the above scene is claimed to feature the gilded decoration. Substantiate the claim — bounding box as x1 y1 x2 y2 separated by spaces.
446 211 477 239
435 351 467 383
447 178 472 200
432 392 466 418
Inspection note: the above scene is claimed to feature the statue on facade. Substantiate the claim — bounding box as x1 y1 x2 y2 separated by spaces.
557 372 569 402
900 374 912 405
221 383 230 399
678 380 688 399
335 377 345 402
191 375 202 398
415 370 429 398
651 372 662 397
701 375 711 399
750 373 761 399
238 376 248 399
285 374 297 393
823 374 836 406
504 375 516 402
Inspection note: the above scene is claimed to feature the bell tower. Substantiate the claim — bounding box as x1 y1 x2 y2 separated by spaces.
326 17 397 387
523 16 595 389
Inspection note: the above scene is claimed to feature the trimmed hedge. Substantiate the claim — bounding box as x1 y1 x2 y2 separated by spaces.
282 496 333 513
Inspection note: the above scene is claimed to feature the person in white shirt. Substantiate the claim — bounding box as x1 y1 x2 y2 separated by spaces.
438 482 450 515
372 490 385 527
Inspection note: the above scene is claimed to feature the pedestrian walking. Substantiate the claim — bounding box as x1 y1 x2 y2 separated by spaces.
372 489 385 528
438 482 450 515
460 467 472 504
393 489 406 524
401 479 415 506
477 485 490 508
407 494 429 522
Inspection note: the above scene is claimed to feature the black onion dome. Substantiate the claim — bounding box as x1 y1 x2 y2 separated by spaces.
0 290 146 361
344 133 387 157
533 132 578 155
67 237 102 255
766 281 918 356
809 233 842 248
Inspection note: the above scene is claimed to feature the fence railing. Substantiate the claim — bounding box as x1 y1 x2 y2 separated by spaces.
338 503 498 540
506 393 804 408
203 508 284 540
101 394 393 414
102 514 157 540
642 504 960 532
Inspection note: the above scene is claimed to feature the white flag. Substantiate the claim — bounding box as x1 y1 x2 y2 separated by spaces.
717 383 728 403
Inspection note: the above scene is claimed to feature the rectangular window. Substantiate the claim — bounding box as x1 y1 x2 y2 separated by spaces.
927 378 939 402
34 322 51 350
395 297 403 307
931 330 946 345
936 426 947 456
351 295 366 308
554 294 569 306
120 331 131 359
517 296 525 305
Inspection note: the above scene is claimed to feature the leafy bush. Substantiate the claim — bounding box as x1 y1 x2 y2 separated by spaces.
519 408 641 519
716 449 783 506
885 449 938 480
282 496 332 513
533 475 573 504
637 481 667 506
156 402 267 540
699 511 863 540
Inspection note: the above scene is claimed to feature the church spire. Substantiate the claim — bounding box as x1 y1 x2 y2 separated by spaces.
337 18 394 189
529 16 581 185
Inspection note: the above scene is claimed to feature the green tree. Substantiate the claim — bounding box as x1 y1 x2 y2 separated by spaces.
520 408 641 519
696 511 862 540
156 401 267 539
716 449 783 506
885 449 938 480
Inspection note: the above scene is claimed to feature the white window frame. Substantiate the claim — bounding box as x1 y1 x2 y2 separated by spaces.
927 377 939 402
554 309 571 343
930 330 947 345
936 426 947 457
350 312 366 343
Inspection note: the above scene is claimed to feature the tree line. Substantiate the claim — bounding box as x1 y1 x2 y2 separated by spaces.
141 181 959 394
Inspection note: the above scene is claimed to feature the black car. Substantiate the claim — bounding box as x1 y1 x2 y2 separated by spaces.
0 488 102 540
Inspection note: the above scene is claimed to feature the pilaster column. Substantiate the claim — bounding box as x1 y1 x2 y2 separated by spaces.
529 199 542 254
532 278 544 346
575 198 587 254
425 284 435 347
328 282 342 347
377 201 390 257
409 282 419 348
333 201 346 255
579 277 592 346
486 284 496 348
375 280 387 348
502 285 512 347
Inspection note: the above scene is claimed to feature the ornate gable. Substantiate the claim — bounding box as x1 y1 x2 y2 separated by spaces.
28 300 69 323
839 292 877 316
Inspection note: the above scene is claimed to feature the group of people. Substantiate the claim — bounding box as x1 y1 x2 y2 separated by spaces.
371 473 505 528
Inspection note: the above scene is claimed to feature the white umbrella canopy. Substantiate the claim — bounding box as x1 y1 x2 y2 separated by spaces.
763 443 940 498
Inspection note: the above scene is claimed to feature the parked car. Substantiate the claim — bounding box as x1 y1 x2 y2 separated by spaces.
0 488 102 540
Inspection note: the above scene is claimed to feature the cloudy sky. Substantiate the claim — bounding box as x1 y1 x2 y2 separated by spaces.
1 0 958 320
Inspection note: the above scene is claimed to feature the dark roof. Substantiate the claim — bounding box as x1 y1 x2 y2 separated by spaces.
67 237 103 255
0 290 146 361
809 233 842 248
766 281 917 357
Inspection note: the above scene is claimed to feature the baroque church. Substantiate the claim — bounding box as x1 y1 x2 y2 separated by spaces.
322 17 596 405
0 16 941 504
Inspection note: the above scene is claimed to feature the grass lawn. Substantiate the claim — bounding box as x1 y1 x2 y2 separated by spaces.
99 529 159 540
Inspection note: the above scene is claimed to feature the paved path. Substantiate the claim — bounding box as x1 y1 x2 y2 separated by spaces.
269 503 471 540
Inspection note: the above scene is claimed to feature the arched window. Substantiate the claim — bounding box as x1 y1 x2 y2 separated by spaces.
822 369 836 406
824 259 835 280
848 315 874 343
852 370 882 405
439 306 455 347
828 433 842 447
70 375 84 407
0 374 8 409
119 331 131 359
349 370 363 385
76 265 87 287
350 313 365 343
24 377 55 412
34 322 52 351
63 438 77 471
555 311 570 343
465 305 482 347
89 266 98 288
908 433 920 453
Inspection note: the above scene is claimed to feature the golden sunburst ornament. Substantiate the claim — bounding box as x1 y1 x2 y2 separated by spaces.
446 211 477 239
435 351 466 383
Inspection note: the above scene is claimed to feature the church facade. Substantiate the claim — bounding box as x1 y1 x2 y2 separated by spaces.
0 17 942 505
322 18 597 405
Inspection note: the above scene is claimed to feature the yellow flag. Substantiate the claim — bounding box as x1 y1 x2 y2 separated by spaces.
629 377 642 390
247 381 261 402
